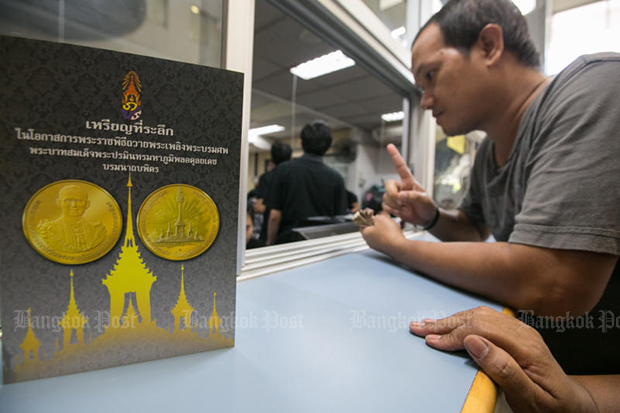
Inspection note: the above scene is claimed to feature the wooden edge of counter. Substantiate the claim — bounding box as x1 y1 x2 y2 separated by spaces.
460 307 516 413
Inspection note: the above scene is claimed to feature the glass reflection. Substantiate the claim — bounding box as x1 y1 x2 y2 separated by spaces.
247 0 406 248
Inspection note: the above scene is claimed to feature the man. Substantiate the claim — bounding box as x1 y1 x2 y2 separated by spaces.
38 184 107 253
361 0 620 374
255 141 292 243
267 120 348 245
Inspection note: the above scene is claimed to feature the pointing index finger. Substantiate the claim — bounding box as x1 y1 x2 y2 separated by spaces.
387 144 414 186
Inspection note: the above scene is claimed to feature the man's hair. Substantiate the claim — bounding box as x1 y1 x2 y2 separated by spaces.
271 141 292 165
301 120 332 156
415 0 540 69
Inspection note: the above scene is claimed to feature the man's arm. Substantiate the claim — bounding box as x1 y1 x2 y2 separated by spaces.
362 214 616 316
409 307 620 413
266 209 281 246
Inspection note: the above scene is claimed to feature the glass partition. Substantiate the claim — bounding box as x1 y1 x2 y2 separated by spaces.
546 0 620 75
246 0 407 248
432 128 481 210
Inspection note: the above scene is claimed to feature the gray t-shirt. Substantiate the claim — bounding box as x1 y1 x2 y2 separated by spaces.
458 53 620 375
460 53 620 255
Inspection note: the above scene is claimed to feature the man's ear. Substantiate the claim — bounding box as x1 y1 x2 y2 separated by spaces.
477 24 504 66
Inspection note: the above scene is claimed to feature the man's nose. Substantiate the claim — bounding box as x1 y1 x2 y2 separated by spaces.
420 92 434 110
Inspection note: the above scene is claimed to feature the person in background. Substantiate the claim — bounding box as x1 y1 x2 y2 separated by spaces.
360 0 620 375
245 203 264 250
267 120 348 245
346 190 360 214
410 307 620 412
255 141 292 243
246 190 263 241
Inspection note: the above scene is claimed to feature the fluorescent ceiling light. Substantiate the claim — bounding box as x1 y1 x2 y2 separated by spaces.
513 0 536 15
381 111 404 122
391 26 406 38
290 50 355 80
190 5 200 15
248 135 272 150
248 125 285 138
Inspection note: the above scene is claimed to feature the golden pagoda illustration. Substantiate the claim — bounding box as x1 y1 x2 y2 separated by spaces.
171 265 195 332
60 270 87 347
11 175 233 383
156 187 204 243
18 308 42 366
102 174 156 326
207 292 222 335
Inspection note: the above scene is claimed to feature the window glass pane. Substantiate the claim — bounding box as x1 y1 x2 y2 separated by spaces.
547 0 620 75
247 0 406 247
0 0 224 68
433 128 481 210
361 0 409 46
358 0 442 47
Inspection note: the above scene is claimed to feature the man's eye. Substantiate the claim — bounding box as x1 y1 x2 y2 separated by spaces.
425 70 434 81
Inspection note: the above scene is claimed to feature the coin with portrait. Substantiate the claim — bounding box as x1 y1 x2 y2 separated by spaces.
137 184 220 261
23 180 123 264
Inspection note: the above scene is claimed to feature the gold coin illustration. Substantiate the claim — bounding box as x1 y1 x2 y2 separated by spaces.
23 180 123 265
137 184 220 261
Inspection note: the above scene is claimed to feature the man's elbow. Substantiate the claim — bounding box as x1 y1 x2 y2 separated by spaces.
522 272 607 318
507 246 615 318
269 210 281 224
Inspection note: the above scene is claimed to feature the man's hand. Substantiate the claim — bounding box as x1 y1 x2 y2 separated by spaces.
360 212 406 256
409 307 599 413
383 144 436 226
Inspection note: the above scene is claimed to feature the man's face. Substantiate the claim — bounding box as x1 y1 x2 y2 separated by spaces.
58 188 89 217
411 23 488 136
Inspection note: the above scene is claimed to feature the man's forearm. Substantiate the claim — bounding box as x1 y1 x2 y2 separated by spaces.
386 239 615 316
266 209 281 246
572 375 620 412
428 208 490 242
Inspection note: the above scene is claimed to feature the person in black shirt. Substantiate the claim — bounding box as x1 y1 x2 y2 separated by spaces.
267 120 347 245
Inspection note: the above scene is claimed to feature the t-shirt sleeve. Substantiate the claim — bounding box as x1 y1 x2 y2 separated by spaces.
255 173 268 198
509 58 620 255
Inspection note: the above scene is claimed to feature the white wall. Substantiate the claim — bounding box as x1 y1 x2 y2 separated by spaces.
349 142 400 203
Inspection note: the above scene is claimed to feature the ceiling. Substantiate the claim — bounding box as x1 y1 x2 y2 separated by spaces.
250 0 405 148
250 0 599 149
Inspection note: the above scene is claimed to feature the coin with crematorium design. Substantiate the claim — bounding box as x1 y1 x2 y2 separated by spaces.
23 180 123 264
137 184 220 261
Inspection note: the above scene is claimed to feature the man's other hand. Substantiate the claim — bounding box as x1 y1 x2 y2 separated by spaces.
409 307 598 413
